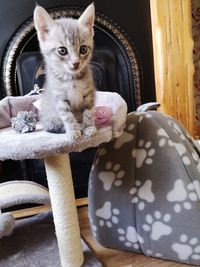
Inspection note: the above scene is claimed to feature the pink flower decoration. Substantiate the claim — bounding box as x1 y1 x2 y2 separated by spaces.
95 106 113 127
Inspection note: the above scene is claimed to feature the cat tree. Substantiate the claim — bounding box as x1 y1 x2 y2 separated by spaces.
0 91 127 267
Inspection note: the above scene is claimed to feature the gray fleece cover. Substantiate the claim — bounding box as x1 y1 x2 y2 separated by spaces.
0 92 127 160
89 111 200 266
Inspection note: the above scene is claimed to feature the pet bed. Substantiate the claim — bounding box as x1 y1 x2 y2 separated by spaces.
89 107 200 266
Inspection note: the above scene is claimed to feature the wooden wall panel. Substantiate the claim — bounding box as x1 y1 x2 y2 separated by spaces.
150 0 197 137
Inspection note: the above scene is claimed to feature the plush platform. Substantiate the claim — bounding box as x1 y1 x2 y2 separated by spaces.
89 110 200 266
0 91 127 161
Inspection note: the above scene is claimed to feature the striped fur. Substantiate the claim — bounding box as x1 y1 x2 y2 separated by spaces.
34 4 96 139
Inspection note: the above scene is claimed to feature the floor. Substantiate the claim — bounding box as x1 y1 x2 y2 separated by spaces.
12 204 196 267
78 206 196 267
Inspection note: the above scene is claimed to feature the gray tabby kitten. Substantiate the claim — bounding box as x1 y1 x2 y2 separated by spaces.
34 4 96 140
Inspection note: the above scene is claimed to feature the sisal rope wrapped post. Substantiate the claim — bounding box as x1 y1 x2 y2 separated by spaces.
44 154 83 267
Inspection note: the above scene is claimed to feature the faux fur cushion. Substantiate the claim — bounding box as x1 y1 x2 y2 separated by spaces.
0 92 127 160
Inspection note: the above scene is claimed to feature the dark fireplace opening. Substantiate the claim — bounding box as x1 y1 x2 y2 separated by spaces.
1 6 142 110
0 0 155 199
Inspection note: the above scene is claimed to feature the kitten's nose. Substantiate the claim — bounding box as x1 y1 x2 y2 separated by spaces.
73 62 80 70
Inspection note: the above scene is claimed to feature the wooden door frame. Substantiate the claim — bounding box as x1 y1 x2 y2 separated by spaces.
150 0 196 137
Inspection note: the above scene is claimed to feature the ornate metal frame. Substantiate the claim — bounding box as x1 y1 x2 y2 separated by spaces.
1 6 142 107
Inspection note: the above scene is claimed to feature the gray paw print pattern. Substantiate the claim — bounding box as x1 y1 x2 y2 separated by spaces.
129 180 155 210
167 179 200 213
167 119 187 141
114 123 134 149
132 140 156 168
142 211 172 241
88 214 98 238
172 235 200 261
173 142 191 165
117 226 144 250
138 113 152 123
89 111 200 266
98 162 125 191
95 201 120 228
157 128 173 147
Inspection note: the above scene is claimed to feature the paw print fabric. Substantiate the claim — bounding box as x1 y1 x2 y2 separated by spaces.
88 111 200 266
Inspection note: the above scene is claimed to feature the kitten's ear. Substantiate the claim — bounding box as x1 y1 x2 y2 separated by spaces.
78 3 95 30
34 6 54 41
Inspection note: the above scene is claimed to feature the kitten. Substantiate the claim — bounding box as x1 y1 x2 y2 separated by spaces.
34 4 97 140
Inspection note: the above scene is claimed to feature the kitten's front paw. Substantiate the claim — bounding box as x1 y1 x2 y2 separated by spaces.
67 129 82 141
83 126 97 138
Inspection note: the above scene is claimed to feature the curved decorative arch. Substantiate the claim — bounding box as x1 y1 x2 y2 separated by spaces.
1 6 142 109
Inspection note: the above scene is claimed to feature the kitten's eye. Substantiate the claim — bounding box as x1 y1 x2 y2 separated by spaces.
80 45 88 55
58 47 68 56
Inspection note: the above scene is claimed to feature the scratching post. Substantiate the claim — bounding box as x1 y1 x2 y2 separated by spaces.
44 154 83 267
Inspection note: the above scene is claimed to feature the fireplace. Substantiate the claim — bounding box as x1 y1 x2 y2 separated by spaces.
0 0 155 198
